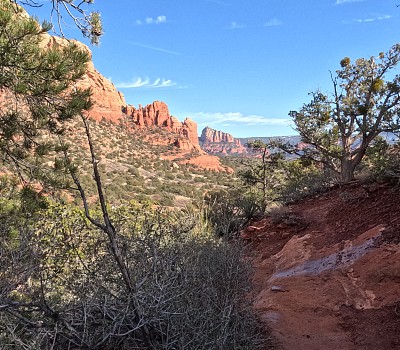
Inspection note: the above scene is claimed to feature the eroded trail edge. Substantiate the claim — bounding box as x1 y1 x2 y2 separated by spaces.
243 183 400 350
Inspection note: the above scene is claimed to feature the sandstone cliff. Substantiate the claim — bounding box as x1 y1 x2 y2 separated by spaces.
41 36 202 153
125 102 200 150
200 126 236 144
199 126 248 155
41 35 126 123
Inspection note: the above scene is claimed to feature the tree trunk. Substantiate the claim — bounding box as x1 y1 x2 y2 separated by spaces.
340 158 356 183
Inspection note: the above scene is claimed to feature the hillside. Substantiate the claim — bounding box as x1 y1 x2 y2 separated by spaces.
0 28 239 206
47 116 237 207
243 181 400 350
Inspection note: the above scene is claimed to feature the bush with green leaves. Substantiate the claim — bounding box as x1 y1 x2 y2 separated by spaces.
361 138 400 185
278 159 336 203
205 188 262 237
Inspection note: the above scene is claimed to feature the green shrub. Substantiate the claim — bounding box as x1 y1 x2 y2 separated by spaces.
165 172 175 180
362 139 400 185
205 188 261 237
279 161 335 203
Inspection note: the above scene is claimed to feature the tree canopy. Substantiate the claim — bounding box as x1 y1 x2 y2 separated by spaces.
289 44 400 183
0 0 92 183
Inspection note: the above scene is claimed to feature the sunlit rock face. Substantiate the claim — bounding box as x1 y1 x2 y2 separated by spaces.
199 127 248 155
41 34 126 122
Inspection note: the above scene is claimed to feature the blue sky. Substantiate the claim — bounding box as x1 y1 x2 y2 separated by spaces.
29 0 400 138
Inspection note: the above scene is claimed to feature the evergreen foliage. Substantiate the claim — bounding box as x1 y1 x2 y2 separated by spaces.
0 0 92 182
12 0 103 45
288 44 400 183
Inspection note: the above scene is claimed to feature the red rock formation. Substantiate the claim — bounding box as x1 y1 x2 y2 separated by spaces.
41 35 126 122
126 102 201 150
200 126 235 143
39 35 204 155
29 29 231 173
181 118 199 145
199 126 248 156
127 101 171 128
184 155 234 173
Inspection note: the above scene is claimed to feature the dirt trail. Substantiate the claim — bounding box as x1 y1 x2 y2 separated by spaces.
243 182 400 350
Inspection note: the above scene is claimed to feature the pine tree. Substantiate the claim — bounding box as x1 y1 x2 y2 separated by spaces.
0 0 92 181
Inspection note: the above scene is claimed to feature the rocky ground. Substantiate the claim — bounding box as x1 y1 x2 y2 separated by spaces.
243 181 400 350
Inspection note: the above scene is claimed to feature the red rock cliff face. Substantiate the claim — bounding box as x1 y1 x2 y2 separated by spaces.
41 35 126 122
127 101 171 128
41 36 200 152
200 126 235 143
199 126 247 155
126 102 200 150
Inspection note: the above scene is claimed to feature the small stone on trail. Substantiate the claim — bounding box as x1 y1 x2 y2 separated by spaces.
271 285 288 292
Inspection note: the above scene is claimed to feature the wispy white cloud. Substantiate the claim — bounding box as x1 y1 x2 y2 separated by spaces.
115 77 178 89
355 14 391 23
125 41 180 55
189 112 291 127
135 15 167 25
264 18 282 27
228 19 282 30
227 21 246 30
343 14 392 24
336 0 364 4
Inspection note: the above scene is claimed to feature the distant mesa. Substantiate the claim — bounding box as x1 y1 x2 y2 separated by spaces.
200 126 236 144
199 126 248 155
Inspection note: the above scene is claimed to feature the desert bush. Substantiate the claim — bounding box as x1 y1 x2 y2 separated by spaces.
0 199 265 349
205 188 261 237
268 206 305 227
362 139 400 185
157 193 174 206
193 176 206 183
279 161 335 203
165 172 175 180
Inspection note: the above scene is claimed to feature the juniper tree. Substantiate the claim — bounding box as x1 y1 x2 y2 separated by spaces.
240 140 285 209
289 44 400 183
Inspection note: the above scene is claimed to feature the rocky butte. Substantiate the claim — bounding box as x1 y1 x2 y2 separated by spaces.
124 102 200 151
199 126 248 155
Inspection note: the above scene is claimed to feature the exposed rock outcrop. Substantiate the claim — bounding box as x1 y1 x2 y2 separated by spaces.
184 155 234 173
126 101 171 128
199 126 248 155
200 126 235 144
181 118 200 145
243 182 400 350
41 35 126 122
41 37 202 154
126 102 200 150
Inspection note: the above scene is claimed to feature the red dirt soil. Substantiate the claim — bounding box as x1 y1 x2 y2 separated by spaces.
243 182 400 350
